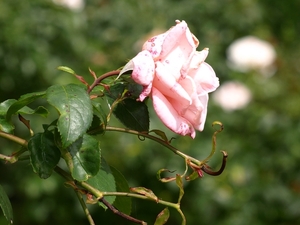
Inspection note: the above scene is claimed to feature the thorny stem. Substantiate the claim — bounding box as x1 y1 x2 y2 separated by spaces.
102 191 185 225
54 166 148 224
100 198 147 225
103 126 202 166
103 124 226 179
87 70 121 94
55 165 185 225
102 191 180 209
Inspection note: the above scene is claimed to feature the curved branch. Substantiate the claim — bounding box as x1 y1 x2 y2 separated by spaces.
103 126 200 165
88 70 121 94
201 151 228 176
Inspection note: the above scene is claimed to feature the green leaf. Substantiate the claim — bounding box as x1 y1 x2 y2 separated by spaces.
185 171 199 181
150 129 169 142
6 91 46 121
46 84 93 148
105 83 125 103
0 100 16 133
89 100 107 134
113 98 149 132
18 106 49 117
157 169 176 183
66 134 101 181
87 159 116 208
104 82 149 131
57 66 76 75
130 187 159 202
111 167 131 215
28 131 61 179
176 174 184 203
154 208 170 225
0 185 13 225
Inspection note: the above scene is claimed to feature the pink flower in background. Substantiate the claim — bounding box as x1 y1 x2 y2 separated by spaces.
120 20 219 138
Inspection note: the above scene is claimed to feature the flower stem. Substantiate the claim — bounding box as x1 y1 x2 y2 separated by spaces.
100 197 147 225
104 126 202 166
102 191 185 224
88 70 121 94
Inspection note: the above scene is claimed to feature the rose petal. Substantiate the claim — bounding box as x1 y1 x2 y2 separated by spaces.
142 33 167 59
154 61 192 107
138 82 152 102
183 94 208 131
160 21 198 60
132 50 155 86
151 87 196 138
188 48 209 69
189 62 219 94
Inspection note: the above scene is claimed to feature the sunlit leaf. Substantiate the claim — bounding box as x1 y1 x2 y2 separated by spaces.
46 84 93 148
28 131 61 179
57 66 76 75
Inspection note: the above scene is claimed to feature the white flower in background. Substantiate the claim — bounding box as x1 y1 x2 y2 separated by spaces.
52 0 84 11
227 36 276 77
212 81 252 111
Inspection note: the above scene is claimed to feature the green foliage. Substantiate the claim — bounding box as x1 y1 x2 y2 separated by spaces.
87 159 116 208
105 82 150 132
113 98 149 132
46 84 93 148
0 185 13 225
5 91 46 121
0 100 16 133
64 134 101 181
28 131 61 179
154 208 170 225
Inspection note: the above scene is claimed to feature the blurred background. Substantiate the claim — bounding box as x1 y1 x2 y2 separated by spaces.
1 0 300 224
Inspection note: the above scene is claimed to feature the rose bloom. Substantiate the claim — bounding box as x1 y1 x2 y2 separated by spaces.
120 20 219 138
227 36 277 76
212 81 252 111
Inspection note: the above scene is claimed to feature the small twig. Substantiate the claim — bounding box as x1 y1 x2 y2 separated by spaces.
87 70 121 94
201 151 228 176
201 121 224 163
75 190 95 225
100 197 147 225
0 131 28 147
102 126 200 165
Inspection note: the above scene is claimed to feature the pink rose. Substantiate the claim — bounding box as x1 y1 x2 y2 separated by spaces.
120 20 219 138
